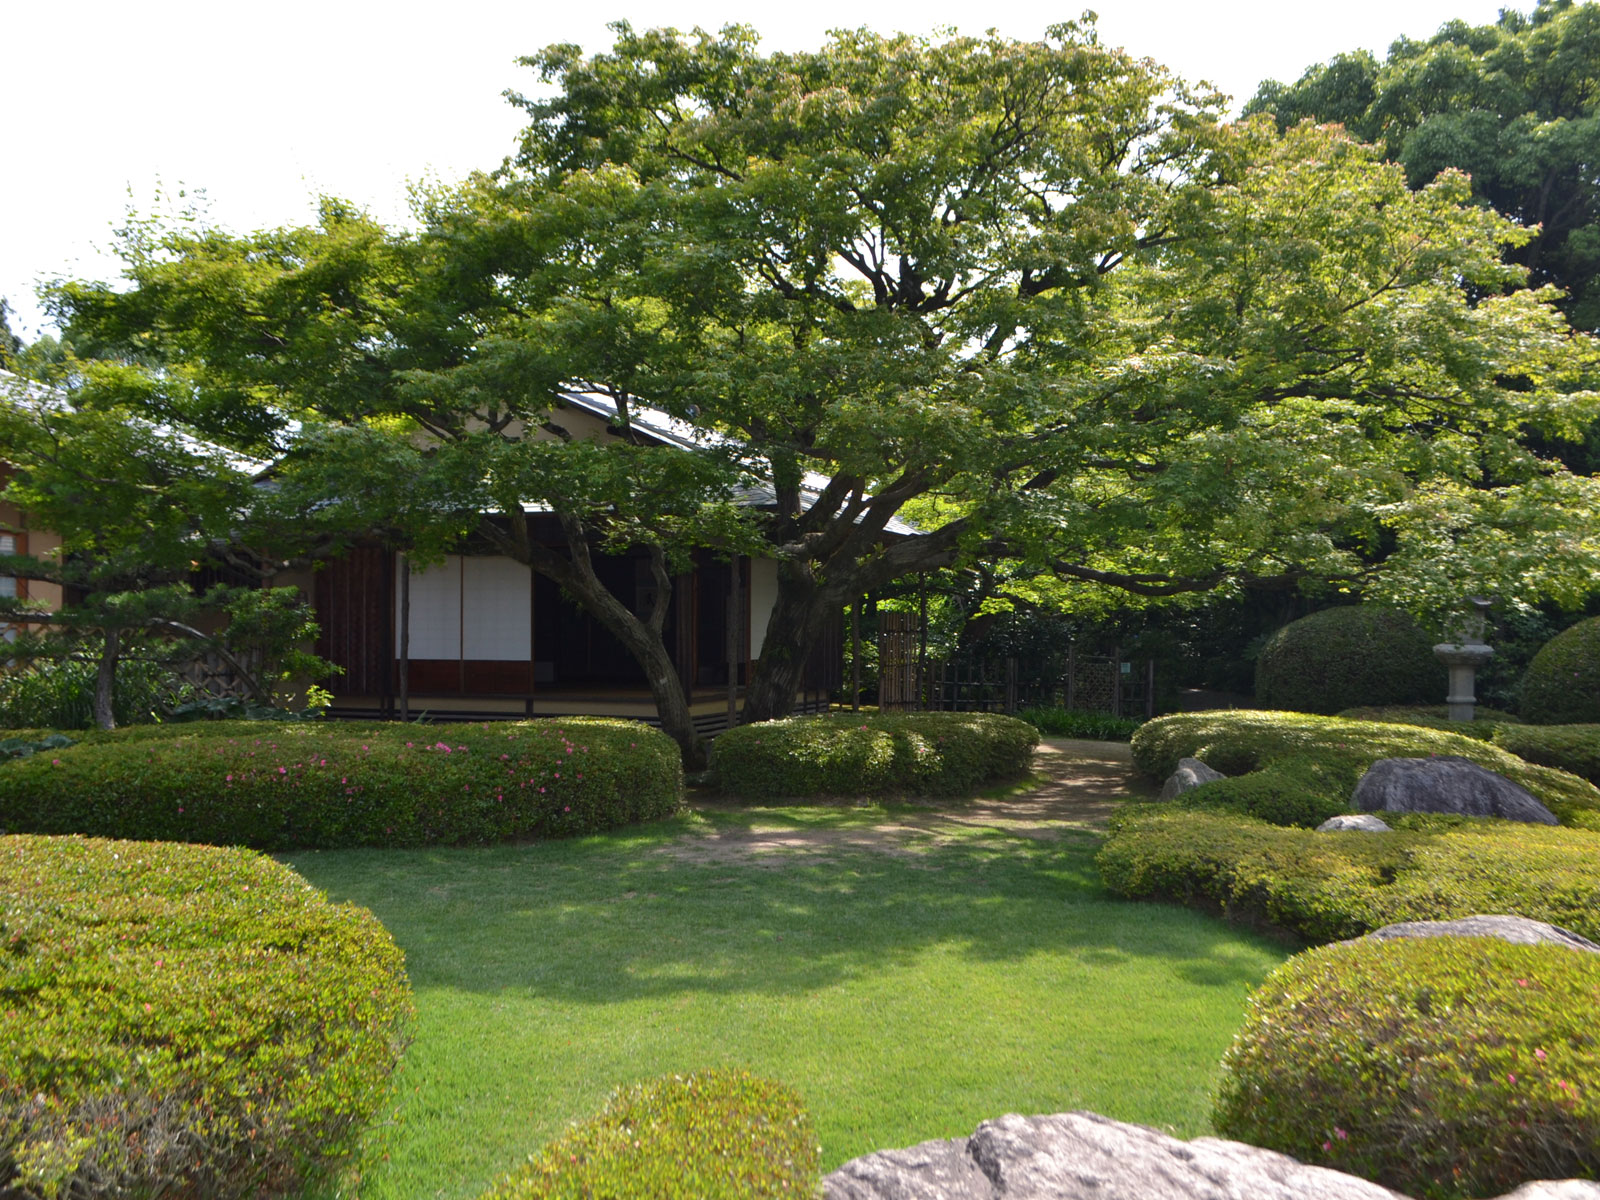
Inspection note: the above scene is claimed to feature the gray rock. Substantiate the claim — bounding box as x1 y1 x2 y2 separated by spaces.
822 1110 1600 1200
1361 914 1600 953
1318 814 1392 833
1159 756 1225 801
822 1110 1408 1200
1352 756 1557 824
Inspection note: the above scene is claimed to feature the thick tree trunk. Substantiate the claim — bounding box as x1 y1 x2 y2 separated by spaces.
741 563 839 723
93 627 121 732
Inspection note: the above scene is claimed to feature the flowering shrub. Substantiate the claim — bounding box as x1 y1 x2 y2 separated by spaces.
1097 806 1600 943
0 718 681 850
0 834 411 1198
1130 711 1600 828
710 712 1039 799
1215 935 1600 1198
479 1069 819 1200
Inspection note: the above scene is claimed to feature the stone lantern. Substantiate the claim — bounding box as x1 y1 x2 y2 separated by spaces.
1433 597 1494 721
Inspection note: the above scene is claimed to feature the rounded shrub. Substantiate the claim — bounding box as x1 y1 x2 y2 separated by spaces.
1520 618 1600 725
0 718 682 850
710 712 1040 800
479 1069 819 1200
1214 935 1600 1198
0 834 412 1199
1255 606 1445 715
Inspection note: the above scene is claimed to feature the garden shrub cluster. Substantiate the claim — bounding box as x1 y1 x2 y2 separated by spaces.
1130 711 1600 829
710 712 1040 799
1519 616 1600 725
1493 724 1600 786
0 718 682 850
0 834 411 1199
1254 606 1446 716
478 1069 819 1200
1014 706 1144 741
1097 806 1600 944
1214 935 1600 1199
0 656 191 730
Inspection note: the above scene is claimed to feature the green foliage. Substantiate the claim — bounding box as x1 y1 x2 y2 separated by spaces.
479 1070 819 1200
0 734 73 761
1336 704 1521 740
0 655 191 730
1519 617 1600 724
1129 710 1600 827
1494 724 1600 787
1014 707 1145 741
1214 936 1600 1199
710 713 1039 800
0 834 412 1199
0 718 682 850
1248 0 1600 334
1254 606 1445 715
1098 805 1600 944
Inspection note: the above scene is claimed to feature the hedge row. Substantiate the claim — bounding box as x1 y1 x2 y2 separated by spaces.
1097 805 1600 944
1335 705 1522 740
1254 606 1445 716
1492 724 1600 787
0 834 411 1199
1520 616 1600 724
1014 707 1144 741
0 719 683 850
1130 711 1600 829
1215 936 1600 1199
479 1070 819 1200
710 712 1040 799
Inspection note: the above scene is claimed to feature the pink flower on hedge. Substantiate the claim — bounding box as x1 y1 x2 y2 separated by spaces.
1508 1073 1518 1084
278 767 287 775
1536 1048 1548 1060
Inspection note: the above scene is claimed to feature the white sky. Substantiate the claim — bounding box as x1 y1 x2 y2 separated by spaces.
3 0 1513 339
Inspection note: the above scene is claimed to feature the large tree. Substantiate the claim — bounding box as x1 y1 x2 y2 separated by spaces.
1247 0 1600 332
53 22 1600 753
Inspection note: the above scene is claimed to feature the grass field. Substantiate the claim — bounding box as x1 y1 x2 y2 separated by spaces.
287 798 1288 1199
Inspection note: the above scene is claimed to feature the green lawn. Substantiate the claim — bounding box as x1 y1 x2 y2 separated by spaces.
287 800 1287 1200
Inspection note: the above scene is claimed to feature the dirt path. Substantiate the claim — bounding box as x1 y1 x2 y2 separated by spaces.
665 737 1153 865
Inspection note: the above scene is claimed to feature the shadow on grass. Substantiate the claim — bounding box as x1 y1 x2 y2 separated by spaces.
285 810 1276 1004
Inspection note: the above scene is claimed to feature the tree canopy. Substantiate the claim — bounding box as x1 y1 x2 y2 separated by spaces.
1247 0 1600 333
45 20 1600 755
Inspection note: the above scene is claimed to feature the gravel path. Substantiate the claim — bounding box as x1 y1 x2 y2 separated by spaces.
666 737 1153 865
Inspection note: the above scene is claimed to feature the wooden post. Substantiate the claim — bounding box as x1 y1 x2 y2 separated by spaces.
1112 643 1122 717
726 556 741 730
851 596 861 712
398 553 410 723
1065 643 1076 712
1146 659 1156 720
1006 656 1017 714
916 575 928 712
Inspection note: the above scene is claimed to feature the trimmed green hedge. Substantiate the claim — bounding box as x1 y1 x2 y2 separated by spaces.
1215 936 1600 1199
1097 805 1600 944
479 1070 819 1200
1130 711 1600 829
1520 617 1600 725
1494 724 1600 787
1336 705 1521 741
1255 606 1445 716
0 719 682 850
710 712 1040 800
0 834 411 1199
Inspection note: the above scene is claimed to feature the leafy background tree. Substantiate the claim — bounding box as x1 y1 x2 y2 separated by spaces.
1248 0 1600 335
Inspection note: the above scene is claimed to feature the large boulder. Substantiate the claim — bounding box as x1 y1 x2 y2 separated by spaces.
1353 756 1557 824
822 1111 1598 1200
1158 757 1225 801
1360 915 1600 953
823 1111 1407 1200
